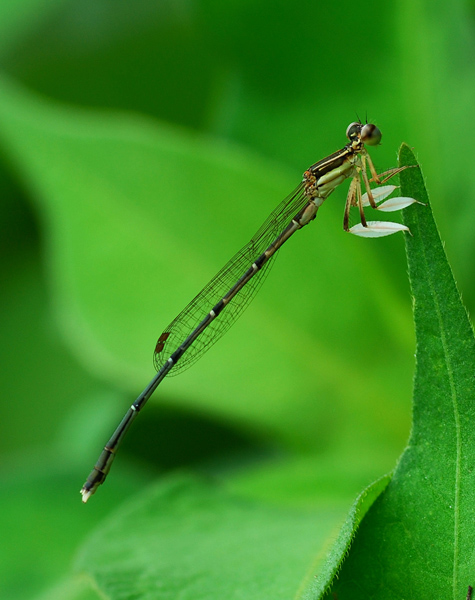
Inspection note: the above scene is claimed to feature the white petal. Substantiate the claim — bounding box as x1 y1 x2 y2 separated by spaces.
361 185 398 207
349 221 410 238
375 196 420 212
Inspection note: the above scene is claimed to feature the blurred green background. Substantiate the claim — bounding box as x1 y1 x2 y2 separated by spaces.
1 0 474 598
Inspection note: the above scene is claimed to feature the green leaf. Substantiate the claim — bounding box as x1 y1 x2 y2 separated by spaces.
301 474 391 599
75 474 347 600
322 145 475 598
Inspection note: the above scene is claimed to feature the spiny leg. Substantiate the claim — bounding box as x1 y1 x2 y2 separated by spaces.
370 165 415 185
343 175 359 231
361 153 378 209
347 156 418 238
364 149 382 184
356 174 367 227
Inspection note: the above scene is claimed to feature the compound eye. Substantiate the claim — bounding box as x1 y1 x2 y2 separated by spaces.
346 122 362 141
361 123 382 146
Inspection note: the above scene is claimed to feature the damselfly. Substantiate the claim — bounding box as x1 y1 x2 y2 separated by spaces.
80 121 418 502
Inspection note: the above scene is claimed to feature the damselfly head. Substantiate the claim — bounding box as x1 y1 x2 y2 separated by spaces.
346 122 382 146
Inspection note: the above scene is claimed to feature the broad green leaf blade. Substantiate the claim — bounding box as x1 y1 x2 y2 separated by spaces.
301 474 391 599
322 145 475 599
75 475 344 600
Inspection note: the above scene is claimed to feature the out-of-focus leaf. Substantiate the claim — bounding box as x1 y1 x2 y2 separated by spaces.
33 577 101 600
0 0 66 57
75 474 346 600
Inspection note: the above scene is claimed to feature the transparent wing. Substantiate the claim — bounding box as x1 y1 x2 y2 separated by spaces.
153 183 309 375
